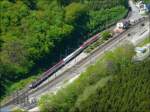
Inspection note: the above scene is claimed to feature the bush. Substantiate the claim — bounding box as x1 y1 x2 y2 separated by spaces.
101 31 112 40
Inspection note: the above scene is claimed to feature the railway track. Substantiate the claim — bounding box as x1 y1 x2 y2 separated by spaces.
27 17 149 102
1 14 148 110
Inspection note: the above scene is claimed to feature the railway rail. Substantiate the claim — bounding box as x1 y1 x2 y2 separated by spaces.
1 17 148 109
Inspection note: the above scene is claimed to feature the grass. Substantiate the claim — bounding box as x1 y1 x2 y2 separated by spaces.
138 37 150 46
11 108 27 112
6 76 36 93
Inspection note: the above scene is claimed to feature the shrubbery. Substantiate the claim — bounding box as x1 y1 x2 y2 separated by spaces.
87 6 128 31
101 31 112 40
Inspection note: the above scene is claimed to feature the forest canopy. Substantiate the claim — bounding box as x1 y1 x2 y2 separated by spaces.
0 0 128 98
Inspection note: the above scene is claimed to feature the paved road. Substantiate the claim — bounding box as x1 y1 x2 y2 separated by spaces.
128 0 142 20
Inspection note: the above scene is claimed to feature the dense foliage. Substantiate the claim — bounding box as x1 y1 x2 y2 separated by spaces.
71 58 150 112
87 6 127 31
101 31 112 40
0 0 128 99
39 44 145 112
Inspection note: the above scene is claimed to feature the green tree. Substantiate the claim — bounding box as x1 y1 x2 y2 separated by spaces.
64 3 88 24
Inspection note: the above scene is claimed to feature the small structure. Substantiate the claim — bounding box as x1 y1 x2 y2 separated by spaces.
133 43 150 61
116 20 130 29
139 4 149 14
136 1 144 8
114 20 130 33
135 47 147 53
136 1 149 14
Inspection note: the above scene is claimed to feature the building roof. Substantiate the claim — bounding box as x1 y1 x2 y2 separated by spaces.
135 47 147 53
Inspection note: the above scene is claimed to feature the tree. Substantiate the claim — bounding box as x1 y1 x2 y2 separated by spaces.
1 37 31 74
64 3 88 24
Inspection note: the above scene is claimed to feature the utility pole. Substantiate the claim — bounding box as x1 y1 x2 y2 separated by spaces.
16 90 19 104
148 11 150 41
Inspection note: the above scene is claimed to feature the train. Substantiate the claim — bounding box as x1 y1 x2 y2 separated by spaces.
29 33 100 89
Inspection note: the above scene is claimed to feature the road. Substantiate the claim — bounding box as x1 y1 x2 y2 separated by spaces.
128 0 143 20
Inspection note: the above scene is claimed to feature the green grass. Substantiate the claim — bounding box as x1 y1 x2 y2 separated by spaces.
7 76 36 93
12 108 27 112
138 37 150 46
